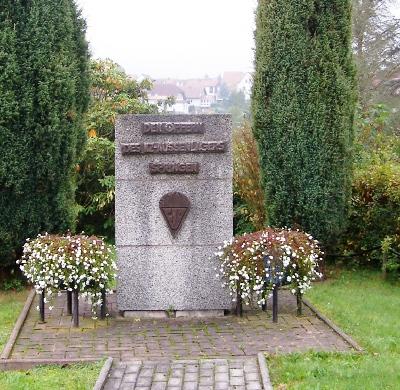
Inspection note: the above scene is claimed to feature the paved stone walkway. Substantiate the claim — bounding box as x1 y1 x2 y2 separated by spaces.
105 358 262 390
11 291 352 361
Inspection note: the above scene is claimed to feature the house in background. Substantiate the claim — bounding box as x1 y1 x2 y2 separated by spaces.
147 72 253 114
222 71 253 100
147 83 187 113
181 78 220 112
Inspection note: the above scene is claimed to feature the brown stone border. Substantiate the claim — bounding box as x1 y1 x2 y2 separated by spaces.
257 352 273 390
93 357 113 390
302 298 364 352
1 289 36 360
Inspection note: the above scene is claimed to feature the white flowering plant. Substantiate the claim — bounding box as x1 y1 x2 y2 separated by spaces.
17 233 117 315
215 228 323 313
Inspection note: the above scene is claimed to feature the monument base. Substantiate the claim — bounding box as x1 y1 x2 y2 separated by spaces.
123 310 225 319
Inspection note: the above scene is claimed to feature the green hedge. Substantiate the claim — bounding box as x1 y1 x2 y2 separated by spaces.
252 0 356 248
0 1 90 267
345 155 400 273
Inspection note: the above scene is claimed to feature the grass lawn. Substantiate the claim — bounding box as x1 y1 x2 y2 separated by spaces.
0 290 28 351
0 289 101 390
0 362 103 390
268 269 400 389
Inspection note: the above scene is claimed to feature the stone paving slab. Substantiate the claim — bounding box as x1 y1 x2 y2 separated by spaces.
10 291 352 361
104 358 262 390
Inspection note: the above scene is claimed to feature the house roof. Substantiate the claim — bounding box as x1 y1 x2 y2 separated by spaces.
148 83 184 98
152 77 220 99
180 81 205 99
183 79 220 98
222 71 246 90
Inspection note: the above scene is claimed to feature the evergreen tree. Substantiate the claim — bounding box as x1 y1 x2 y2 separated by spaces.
252 0 356 248
0 0 90 267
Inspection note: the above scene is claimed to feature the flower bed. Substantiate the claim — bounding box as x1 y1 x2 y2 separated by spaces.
216 228 323 313
17 233 116 316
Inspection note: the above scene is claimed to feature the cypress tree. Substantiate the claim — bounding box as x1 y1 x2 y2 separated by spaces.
252 0 356 247
0 0 89 267
0 1 26 266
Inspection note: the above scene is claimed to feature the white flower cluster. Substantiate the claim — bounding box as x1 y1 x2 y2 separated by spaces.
17 233 117 316
215 228 323 308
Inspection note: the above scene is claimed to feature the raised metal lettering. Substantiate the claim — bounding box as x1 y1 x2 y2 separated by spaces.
149 162 200 174
121 141 227 155
142 122 205 135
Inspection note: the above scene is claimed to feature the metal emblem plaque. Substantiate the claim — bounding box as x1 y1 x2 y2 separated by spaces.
159 192 190 238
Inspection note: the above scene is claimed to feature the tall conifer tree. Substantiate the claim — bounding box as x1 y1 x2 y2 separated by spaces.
0 0 89 266
252 0 356 247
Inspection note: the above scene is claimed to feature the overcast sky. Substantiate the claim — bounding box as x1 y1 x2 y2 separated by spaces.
76 0 399 79
75 0 257 78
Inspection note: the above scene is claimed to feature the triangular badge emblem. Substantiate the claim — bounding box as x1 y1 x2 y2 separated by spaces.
159 192 190 238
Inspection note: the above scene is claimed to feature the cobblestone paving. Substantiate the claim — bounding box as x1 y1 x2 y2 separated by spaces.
10 291 352 361
104 358 263 390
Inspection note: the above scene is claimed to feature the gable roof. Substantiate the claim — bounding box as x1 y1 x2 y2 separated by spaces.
148 83 184 98
180 81 206 99
222 71 246 90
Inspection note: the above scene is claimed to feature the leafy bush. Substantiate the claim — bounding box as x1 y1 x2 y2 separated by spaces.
233 195 257 236
381 236 400 275
341 104 400 275
76 137 115 239
75 59 156 240
215 228 322 308
345 161 400 270
17 233 116 315
1 278 24 292
233 122 266 233
85 59 155 140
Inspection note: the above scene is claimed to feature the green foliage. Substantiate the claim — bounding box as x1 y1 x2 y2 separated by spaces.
233 122 266 233
348 160 400 261
354 104 399 160
342 105 400 274
76 59 156 240
252 0 356 249
76 137 115 239
381 236 400 275
85 59 154 140
233 195 256 236
1 278 24 292
0 1 90 268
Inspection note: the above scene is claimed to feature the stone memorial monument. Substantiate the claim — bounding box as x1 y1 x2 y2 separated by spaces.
115 114 232 317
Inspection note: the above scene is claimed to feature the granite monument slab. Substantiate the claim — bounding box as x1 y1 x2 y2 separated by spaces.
115 114 232 316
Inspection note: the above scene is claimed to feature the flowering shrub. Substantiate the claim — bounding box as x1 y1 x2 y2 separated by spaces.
17 233 117 315
216 228 322 309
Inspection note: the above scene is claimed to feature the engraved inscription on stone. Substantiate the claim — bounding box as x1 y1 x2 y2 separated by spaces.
149 162 200 175
142 122 205 135
159 192 191 238
121 141 226 155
